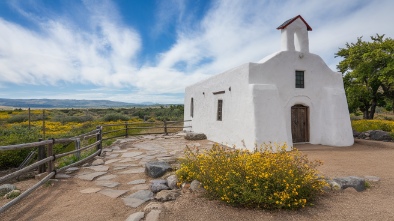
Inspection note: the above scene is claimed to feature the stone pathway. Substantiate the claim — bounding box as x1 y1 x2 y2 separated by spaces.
55 132 212 221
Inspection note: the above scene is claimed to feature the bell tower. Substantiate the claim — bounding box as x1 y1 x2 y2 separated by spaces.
277 15 312 53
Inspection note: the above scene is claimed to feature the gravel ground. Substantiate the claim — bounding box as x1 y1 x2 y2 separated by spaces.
1 138 394 221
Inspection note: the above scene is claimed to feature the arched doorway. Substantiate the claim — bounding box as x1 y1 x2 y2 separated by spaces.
291 105 309 143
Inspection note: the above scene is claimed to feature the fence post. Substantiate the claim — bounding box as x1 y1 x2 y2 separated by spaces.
125 122 128 138
164 120 168 135
75 138 81 160
38 138 46 173
47 138 54 175
96 126 102 154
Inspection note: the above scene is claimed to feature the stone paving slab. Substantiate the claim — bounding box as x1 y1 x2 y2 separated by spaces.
106 154 120 158
128 179 146 185
122 197 146 208
78 172 107 181
104 159 121 164
118 168 145 174
130 184 149 191
80 187 101 193
96 174 117 181
87 165 109 172
113 150 128 153
121 152 144 158
118 158 134 163
99 189 128 198
95 180 120 188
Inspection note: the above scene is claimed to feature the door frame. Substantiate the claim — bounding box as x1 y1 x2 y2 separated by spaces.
291 104 309 143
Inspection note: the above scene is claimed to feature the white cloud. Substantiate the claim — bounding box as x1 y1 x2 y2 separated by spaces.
0 0 393 103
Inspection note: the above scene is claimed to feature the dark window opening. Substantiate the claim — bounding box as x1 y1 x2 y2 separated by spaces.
217 100 223 121
190 98 194 117
296 71 304 88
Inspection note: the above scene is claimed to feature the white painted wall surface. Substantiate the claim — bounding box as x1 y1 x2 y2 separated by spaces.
184 16 354 150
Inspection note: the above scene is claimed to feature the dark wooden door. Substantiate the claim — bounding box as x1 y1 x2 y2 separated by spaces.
291 105 309 143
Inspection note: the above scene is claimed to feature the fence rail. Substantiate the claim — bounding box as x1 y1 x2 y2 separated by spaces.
0 120 191 213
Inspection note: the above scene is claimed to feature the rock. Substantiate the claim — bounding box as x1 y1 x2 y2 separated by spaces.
145 210 161 221
145 161 172 178
78 172 107 181
150 180 170 193
190 180 204 192
80 187 101 193
4 190 21 199
155 190 181 202
144 202 165 212
102 148 113 152
166 175 178 190
126 212 145 221
326 180 341 191
91 159 104 166
370 130 392 141
128 179 146 185
333 176 366 192
185 132 207 140
0 184 16 197
353 130 361 138
99 189 128 198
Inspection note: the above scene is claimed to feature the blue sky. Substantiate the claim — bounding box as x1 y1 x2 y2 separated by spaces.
0 0 393 104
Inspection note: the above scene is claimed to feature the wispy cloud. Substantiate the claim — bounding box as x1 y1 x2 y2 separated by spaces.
0 0 393 103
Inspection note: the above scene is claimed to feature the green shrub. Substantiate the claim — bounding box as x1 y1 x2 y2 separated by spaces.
7 114 29 123
102 113 129 122
176 144 327 210
0 125 41 169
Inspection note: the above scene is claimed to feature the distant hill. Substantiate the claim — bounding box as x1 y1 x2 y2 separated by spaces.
0 98 158 108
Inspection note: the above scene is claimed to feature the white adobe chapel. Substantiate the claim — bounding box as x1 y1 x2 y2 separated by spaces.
183 15 354 150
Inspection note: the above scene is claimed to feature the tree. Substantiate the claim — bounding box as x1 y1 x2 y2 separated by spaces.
336 34 394 119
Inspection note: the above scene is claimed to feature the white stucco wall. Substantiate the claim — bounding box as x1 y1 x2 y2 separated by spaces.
184 63 257 149
250 50 353 147
184 16 353 150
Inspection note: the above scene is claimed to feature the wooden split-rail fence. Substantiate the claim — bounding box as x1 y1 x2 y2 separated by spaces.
0 120 191 213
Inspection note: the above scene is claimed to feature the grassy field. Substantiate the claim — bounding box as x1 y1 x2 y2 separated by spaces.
0 106 184 168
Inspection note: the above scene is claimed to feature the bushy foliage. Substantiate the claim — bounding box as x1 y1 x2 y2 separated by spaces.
352 119 394 132
7 114 29 123
102 113 130 122
176 144 327 210
52 115 94 123
0 125 41 169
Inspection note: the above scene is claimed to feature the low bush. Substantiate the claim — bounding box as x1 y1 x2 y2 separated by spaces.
102 113 129 122
352 119 394 132
0 125 41 169
176 144 327 210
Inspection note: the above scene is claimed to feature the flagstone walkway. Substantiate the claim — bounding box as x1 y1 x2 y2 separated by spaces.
55 132 213 220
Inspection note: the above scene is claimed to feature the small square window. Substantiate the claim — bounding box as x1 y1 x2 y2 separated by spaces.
296 71 304 88
217 100 223 121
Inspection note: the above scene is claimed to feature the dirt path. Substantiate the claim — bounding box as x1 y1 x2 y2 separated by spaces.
1 138 394 221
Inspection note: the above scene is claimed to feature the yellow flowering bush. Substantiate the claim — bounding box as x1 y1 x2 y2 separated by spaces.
176 144 327 210
352 119 394 132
